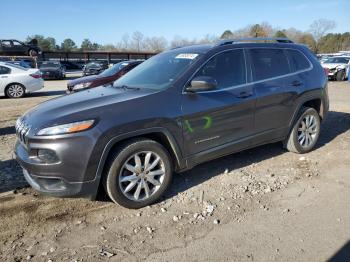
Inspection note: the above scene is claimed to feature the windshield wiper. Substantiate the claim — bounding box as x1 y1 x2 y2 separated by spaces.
114 85 140 91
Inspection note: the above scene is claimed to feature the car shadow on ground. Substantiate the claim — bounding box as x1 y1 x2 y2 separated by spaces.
1 111 350 199
0 126 15 136
327 240 350 262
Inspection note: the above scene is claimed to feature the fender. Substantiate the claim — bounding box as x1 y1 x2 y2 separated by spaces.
93 127 186 188
288 89 326 129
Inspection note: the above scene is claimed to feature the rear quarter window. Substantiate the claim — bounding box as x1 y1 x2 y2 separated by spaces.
286 49 311 72
249 48 290 81
0 66 11 74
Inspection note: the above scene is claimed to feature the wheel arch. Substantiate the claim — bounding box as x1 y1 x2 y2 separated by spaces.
289 94 326 128
92 128 186 196
5 82 26 97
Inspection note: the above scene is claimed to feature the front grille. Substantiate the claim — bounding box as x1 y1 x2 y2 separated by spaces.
15 119 31 145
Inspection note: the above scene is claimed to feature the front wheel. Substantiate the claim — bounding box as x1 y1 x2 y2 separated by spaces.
284 107 321 154
336 70 345 81
103 139 173 208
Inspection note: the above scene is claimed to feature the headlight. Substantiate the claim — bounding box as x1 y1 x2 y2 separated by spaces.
74 82 92 89
83 82 92 88
37 120 95 136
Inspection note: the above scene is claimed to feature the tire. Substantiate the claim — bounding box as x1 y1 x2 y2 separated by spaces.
336 70 345 81
284 107 321 154
103 138 173 209
5 84 25 98
28 49 38 57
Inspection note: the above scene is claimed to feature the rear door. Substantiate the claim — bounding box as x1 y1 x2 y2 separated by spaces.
248 48 298 142
181 49 255 158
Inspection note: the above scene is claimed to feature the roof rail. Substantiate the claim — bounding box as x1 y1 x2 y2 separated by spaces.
217 37 294 46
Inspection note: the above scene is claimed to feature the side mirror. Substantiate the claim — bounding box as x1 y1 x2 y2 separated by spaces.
186 76 217 92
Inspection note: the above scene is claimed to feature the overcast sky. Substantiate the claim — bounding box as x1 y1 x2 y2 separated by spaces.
1 0 349 45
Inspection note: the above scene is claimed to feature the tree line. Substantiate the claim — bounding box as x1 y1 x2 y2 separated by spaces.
26 19 349 54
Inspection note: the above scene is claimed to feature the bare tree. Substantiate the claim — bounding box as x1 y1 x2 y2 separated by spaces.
131 31 144 52
145 36 168 52
309 19 336 41
121 34 130 50
198 34 218 43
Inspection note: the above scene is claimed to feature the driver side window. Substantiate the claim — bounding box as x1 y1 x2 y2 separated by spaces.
193 49 246 90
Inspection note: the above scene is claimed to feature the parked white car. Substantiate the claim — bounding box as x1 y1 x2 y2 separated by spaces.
0 62 44 98
321 56 350 81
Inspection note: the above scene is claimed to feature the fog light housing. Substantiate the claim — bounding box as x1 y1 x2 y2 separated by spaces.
37 149 59 163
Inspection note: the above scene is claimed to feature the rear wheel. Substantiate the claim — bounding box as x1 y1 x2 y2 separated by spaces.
103 139 173 208
284 107 321 154
6 84 25 98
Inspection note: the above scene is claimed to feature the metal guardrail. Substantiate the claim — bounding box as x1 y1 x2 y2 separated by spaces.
41 51 158 63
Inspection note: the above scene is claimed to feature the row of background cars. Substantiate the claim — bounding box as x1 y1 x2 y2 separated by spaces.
317 52 350 81
0 57 143 97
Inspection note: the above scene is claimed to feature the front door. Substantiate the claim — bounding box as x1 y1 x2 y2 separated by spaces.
181 49 256 159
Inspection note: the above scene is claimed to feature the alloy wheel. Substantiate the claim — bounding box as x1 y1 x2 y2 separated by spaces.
7 84 24 98
118 151 165 202
297 114 318 148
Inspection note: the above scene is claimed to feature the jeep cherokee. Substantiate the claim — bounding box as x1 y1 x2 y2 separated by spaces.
14 38 329 208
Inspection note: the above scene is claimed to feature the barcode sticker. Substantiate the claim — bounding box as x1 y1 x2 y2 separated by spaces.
175 53 198 59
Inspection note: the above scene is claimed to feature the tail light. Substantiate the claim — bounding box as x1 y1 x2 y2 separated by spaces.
30 73 42 79
323 67 329 76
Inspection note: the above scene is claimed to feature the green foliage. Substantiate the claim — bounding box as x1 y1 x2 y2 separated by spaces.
26 35 56 51
274 30 287 38
249 24 268 37
220 30 234 39
318 33 350 53
61 38 77 51
81 39 100 50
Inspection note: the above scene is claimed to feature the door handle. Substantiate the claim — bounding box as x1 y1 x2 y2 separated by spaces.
1 76 8 78
236 91 252 99
291 80 302 86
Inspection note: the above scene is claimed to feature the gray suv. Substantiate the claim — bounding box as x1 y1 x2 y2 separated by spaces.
15 38 329 208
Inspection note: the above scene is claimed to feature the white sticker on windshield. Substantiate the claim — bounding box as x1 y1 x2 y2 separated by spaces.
175 53 198 59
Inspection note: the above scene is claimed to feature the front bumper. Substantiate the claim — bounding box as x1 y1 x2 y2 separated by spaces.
21 167 98 198
14 129 102 199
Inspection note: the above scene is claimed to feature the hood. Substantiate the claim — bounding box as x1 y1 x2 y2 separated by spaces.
21 86 155 134
68 74 105 86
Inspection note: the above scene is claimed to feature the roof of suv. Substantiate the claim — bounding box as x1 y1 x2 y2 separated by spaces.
170 38 305 55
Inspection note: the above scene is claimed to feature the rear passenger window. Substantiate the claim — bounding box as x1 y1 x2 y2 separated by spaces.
249 49 290 81
0 66 11 75
194 49 246 90
286 49 311 72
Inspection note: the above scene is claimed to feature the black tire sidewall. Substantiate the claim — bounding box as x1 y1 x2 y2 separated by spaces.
291 108 320 153
105 140 173 209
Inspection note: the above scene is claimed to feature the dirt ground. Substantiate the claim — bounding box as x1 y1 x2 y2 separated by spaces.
0 80 349 262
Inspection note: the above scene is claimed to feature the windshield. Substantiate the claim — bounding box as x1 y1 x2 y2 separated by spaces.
113 51 201 90
40 62 60 68
86 61 106 69
100 62 128 77
324 57 350 64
